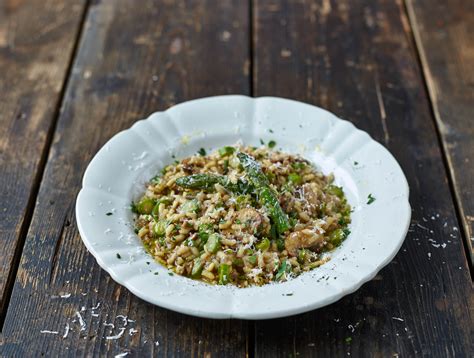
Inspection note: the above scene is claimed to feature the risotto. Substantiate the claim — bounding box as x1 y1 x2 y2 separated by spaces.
131 144 351 287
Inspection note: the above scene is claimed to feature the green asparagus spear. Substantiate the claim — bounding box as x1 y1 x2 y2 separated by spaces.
218 263 230 285
237 152 290 234
175 173 252 194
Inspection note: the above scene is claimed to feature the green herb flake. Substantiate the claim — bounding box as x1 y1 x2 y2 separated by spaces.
345 337 352 344
268 140 276 148
150 174 161 184
168 272 174 276
367 193 376 205
106 212 113 216
269 129 274 133
146 261 150 265
198 148 206 156
130 201 139 214
116 253 121 259
354 161 359 165
260 138 265 145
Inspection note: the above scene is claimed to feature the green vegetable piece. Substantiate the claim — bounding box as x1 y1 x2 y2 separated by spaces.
259 187 290 234
268 140 276 148
237 152 290 234
205 233 221 254
237 152 269 186
288 173 302 185
235 195 252 210
151 197 172 219
327 185 344 198
328 228 350 246
218 264 230 285
275 260 290 281
223 159 229 174
367 193 376 204
276 238 285 251
256 238 271 251
292 162 306 170
198 148 206 156
197 223 213 247
233 258 244 267
181 198 200 213
247 255 257 265
191 258 204 278
218 146 236 157
136 197 156 214
176 173 252 194
150 174 161 184
176 174 220 190
297 249 307 263
153 220 167 237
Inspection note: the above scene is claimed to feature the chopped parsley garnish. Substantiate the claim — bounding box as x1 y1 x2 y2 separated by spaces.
260 138 265 145
283 293 293 296
268 140 276 148
268 129 274 133
150 174 161 184
116 253 122 259
198 148 206 156
130 201 139 214
367 193 376 204
168 272 174 276
154 272 159 275
146 261 150 265
345 337 352 344
354 161 359 165
106 212 113 216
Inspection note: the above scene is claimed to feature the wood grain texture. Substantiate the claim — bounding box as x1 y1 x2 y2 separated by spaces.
0 0 249 356
253 0 473 357
405 0 474 266
0 0 87 319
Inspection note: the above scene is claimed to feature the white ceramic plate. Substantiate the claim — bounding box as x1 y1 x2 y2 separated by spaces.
76 95 410 319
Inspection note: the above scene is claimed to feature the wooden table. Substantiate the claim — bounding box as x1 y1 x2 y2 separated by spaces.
1 0 472 356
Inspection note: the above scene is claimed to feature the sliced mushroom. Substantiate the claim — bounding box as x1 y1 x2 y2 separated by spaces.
236 208 269 235
285 229 325 256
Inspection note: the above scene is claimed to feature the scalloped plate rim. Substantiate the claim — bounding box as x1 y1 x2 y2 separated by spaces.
75 95 411 319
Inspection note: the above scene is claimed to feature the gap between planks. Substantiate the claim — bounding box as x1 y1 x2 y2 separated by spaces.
403 0 473 278
0 0 93 331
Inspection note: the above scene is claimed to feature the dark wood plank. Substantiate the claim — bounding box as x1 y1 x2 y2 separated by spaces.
0 0 250 356
405 0 474 266
0 0 88 320
253 0 472 357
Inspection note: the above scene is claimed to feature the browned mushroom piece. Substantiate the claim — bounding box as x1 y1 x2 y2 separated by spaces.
285 229 325 256
236 208 269 235
279 192 295 212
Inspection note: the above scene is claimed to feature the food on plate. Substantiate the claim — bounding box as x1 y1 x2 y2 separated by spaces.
132 144 351 287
